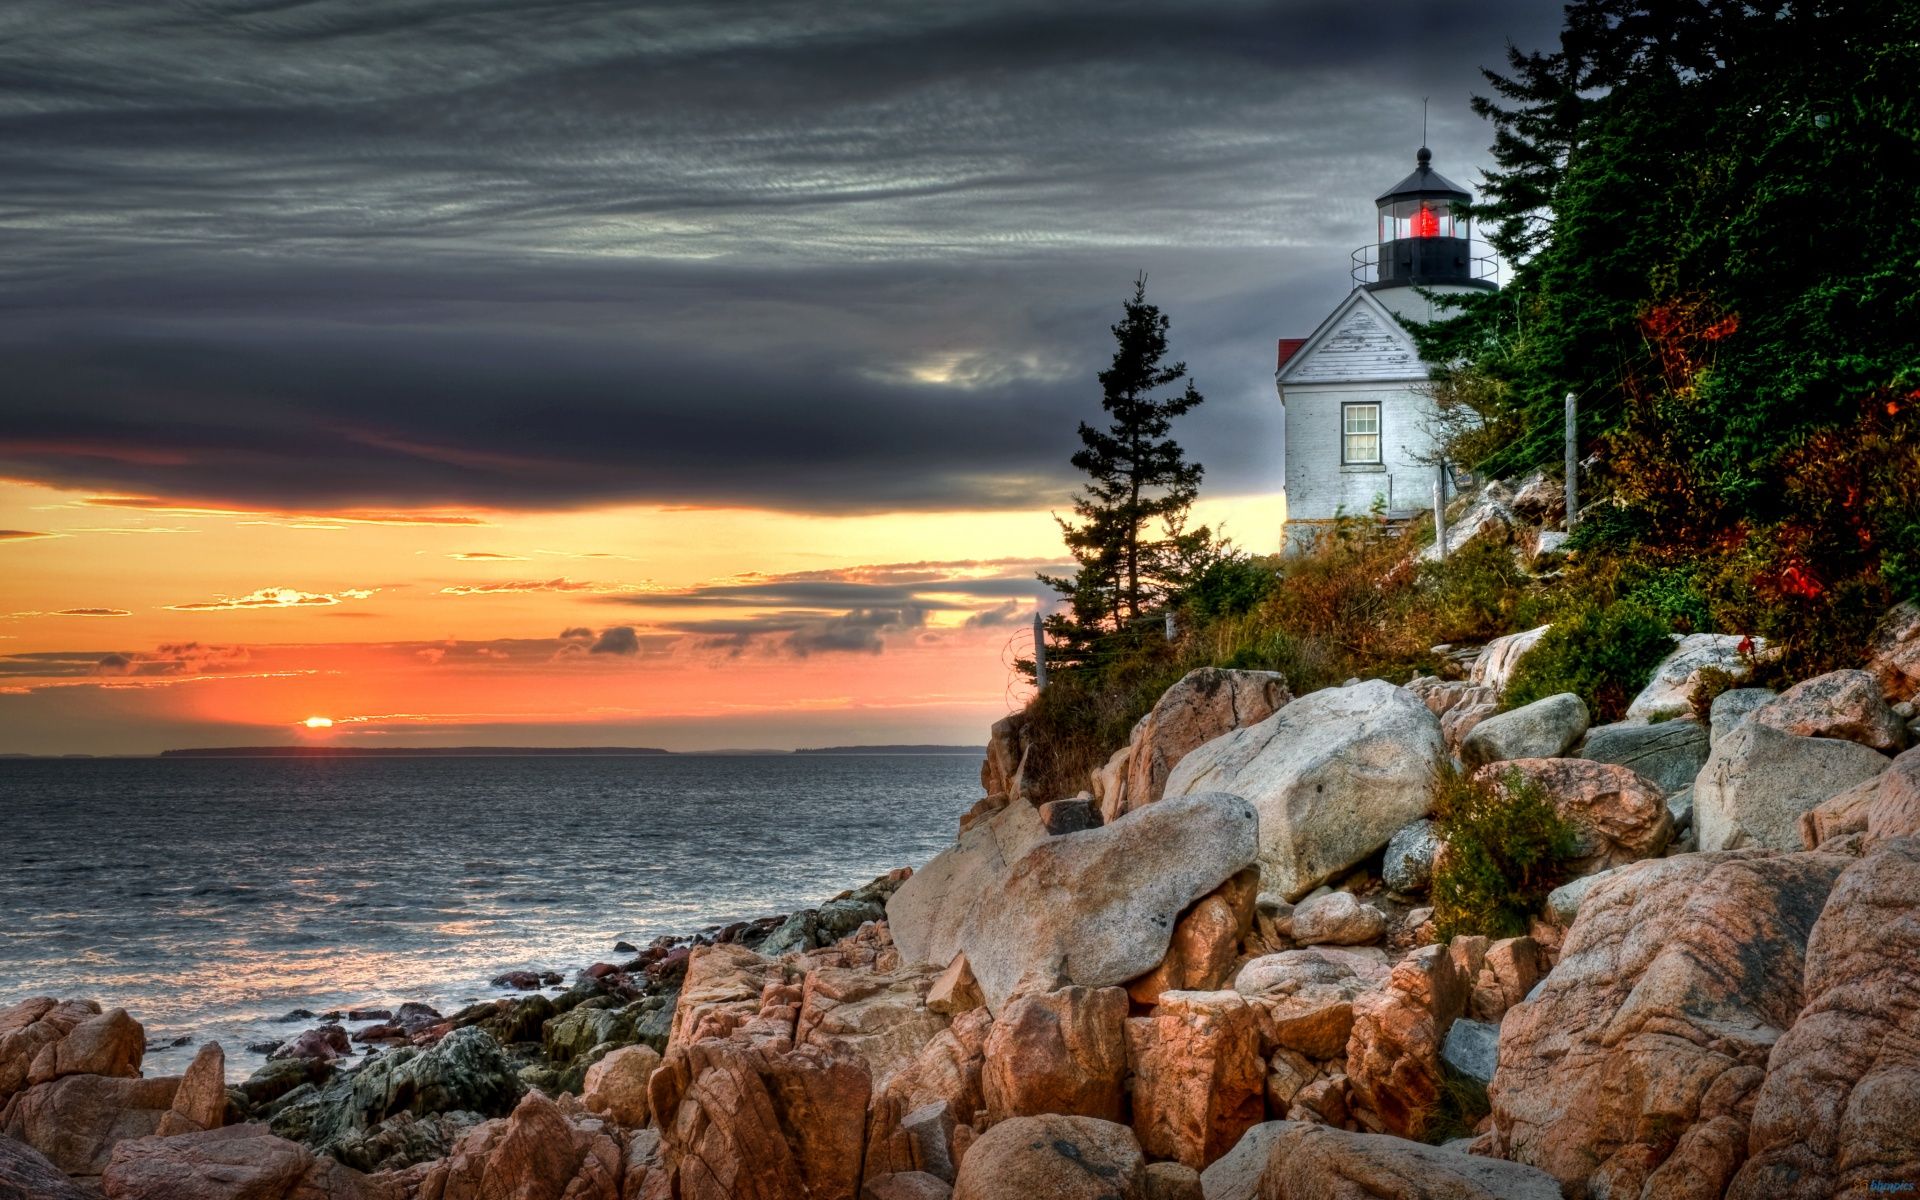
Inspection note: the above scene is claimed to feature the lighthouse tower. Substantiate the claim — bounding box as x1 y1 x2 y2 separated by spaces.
1275 146 1497 548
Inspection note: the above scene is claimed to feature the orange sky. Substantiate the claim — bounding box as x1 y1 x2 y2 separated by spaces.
0 478 1284 754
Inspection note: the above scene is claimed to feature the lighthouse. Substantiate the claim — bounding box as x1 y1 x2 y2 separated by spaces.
1276 147 1497 548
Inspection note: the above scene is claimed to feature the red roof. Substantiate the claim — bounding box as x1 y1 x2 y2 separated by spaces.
1276 338 1307 370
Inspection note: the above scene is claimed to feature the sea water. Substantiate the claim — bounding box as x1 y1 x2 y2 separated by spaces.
0 753 974 1078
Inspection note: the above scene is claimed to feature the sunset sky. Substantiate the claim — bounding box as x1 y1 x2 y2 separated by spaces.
0 0 1558 755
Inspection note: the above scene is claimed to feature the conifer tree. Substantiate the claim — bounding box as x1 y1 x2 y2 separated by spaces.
1040 277 1207 665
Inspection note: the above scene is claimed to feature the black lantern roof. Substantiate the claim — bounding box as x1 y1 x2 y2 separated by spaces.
1374 147 1471 205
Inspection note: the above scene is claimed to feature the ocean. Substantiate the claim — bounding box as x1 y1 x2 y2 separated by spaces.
0 753 976 1080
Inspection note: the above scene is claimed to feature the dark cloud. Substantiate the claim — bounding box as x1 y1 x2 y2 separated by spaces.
965 599 1026 627
603 576 1041 611
683 606 929 657
588 626 641 656
558 626 594 640
0 530 61 541
0 643 252 680
0 1 1561 514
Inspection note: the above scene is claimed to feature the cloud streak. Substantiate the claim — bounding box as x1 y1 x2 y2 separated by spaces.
166 586 376 611
439 578 628 596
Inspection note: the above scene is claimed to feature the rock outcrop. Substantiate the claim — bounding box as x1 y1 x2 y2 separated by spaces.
959 790 1258 1013
648 1039 870 1200
1124 991 1264 1170
925 956 984 1017
1344 945 1466 1140
1709 687 1775 745
1694 721 1889 851
1404 678 1500 756
887 802 1048 972
389 1090 622 1200
1100 668 1290 822
102 1125 388 1200
981 714 1035 804
580 1044 660 1128
1473 757 1673 874
1578 717 1710 795
0 999 139 1107
0 1074 181 1176
980 987 1128 1125
1487 849 1851 1197
1626 634 1760 723
1213 1121 1561 1200
1469 626 1548 694
1866 601 1920 703
668 943 789 1053
795 965 948 1091
864 1009 992 1183
1235 949 1389 1062
1750 668 1908 752
0 1133 88 1200
950 1114 1146 1200
1459 693 1588 769
1798 747 1920 848
1123 867 1258 1004
1288 892 1387 947
267 1027 523 1167
1421 483 1516 563
1164 681 1444 900
155 1042 226 1137
1382 819 1439 894
1729 837 1920 1198
1866 750 1920 843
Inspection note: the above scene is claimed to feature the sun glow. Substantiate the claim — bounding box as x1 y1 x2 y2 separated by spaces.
302 716 334 729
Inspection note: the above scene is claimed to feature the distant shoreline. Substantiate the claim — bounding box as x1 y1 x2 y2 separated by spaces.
1 744 985 760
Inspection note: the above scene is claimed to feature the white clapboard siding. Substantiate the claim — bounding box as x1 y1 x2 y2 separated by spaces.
1284 298 1422 384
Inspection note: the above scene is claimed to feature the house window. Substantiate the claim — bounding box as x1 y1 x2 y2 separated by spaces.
1343 403 1381 464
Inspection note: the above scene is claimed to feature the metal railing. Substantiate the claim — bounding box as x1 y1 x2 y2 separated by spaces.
1350 243 1501 289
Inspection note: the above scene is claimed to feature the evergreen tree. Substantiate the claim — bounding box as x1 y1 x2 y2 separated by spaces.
1040 278 1208 666
1413 0 1920 672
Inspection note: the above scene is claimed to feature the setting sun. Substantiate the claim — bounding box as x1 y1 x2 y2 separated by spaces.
302 716 334 729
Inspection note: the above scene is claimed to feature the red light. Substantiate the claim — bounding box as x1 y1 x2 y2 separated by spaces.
1412 206 1439 238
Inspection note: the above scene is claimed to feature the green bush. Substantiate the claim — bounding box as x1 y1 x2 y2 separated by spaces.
1502 600 1674 722
1180 552 1279 623
1415 537 1535 647
1017 638 1186 803
1619 565 1713 635
1431 767 1581 940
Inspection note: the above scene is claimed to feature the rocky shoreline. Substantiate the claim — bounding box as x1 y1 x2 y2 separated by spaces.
4 600 1919 1198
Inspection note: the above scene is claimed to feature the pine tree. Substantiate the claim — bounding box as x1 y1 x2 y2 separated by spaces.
1464 42 1585 265
1040 277 1207 666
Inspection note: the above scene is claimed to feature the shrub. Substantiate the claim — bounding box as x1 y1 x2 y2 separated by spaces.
1502 600 1674 722
1687 665 1736 723
1016 638 1186 803
1620 565 1712 635
1180 551 1279 623
1260 512 1426 676
1415 537 1535 647
1431 767 1581 940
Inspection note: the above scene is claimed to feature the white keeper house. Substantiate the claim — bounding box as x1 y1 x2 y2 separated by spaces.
1276 146 1497 548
